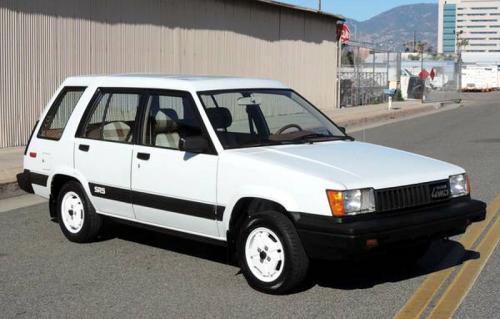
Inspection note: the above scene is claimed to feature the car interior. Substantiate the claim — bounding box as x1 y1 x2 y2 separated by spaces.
205 105 272 149
144 95 204 149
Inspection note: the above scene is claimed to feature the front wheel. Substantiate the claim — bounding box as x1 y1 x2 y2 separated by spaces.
238 211 309 294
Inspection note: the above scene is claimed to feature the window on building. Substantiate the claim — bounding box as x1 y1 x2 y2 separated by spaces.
470 19 497 22
470 43 497 46
471 7 498 10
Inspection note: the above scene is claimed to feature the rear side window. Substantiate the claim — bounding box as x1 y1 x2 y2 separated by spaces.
38 87 86 140
80 91 142 143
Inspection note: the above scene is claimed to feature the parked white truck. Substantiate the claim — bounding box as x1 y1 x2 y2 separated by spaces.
18 75 486 294
462 65 498 91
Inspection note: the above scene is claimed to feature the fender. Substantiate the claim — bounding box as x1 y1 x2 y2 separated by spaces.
220 185 299 234
48 166 96 207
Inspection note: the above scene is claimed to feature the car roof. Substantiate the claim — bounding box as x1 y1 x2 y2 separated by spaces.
62 74 289 91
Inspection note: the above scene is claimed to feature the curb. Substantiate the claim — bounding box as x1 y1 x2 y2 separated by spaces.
335 104 437 129
0 181 24 200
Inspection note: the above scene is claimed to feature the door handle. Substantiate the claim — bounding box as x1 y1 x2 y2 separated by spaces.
79 144 90 152
137 152 150 160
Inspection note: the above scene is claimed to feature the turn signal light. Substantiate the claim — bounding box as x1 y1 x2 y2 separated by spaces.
366 239 379 249
29 152 37 158
326 190 344 217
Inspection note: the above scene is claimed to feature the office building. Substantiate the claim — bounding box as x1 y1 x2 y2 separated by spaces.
438 0 500 62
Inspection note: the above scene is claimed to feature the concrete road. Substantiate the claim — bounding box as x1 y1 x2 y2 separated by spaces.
1 93 499 318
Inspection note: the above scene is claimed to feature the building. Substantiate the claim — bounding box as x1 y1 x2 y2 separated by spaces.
438 0 500 63
0 0 343 148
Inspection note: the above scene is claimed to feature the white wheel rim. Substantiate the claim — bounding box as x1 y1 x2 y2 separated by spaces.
245 227 285 283
61 191 85 234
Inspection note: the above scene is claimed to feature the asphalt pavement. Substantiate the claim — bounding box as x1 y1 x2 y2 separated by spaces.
1 93 498 318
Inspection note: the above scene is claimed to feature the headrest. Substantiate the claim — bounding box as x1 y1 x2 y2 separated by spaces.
154 109 178 134
160 108 179 121
206 107 232 129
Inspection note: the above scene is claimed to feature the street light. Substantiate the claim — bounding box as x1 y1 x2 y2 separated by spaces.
456 30 467 93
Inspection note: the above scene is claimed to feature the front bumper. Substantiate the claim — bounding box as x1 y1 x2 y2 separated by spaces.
293 197 486 260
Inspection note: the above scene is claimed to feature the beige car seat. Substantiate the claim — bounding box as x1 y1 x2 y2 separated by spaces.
154 109 180 149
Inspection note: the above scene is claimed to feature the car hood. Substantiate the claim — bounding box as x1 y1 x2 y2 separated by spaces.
230 141 464 190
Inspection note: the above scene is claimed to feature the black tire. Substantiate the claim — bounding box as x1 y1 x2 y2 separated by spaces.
238 211 309 294
57 181 102 243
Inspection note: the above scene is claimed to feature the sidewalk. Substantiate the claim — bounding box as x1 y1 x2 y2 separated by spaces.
0 146 25 199
326 100 443 130
0 99 456 199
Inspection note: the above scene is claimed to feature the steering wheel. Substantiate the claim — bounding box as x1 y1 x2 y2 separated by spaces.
276 124 303 135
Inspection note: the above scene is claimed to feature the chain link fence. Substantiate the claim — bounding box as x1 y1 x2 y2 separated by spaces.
339 42 400 107
338 42 461 107
400 53 461 104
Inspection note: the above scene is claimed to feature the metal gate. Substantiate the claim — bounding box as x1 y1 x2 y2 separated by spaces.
339 41 400 107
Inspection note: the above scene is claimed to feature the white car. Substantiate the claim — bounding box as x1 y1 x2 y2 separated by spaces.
18 75 486 294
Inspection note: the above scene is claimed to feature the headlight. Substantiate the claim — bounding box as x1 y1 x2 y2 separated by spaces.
449 174 470 197
326 189 375 217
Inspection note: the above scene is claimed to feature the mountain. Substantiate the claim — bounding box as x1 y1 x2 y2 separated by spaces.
345 3 438 51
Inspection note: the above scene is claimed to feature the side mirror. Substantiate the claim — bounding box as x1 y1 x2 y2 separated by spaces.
181 136 209 153
338 126 347 134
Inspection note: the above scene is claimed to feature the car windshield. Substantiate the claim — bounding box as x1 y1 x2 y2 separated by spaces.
198 89 349 149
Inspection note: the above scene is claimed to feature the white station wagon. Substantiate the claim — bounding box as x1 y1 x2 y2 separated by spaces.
18 75 486 294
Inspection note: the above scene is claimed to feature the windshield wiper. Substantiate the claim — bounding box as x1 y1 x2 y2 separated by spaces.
293 133 354 143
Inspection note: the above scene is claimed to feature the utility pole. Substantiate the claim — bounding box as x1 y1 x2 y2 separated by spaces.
420 43 424 71
413 31 416 52
318 0 321 11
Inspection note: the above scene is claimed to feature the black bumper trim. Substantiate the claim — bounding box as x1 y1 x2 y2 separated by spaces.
294 197 486 260
16 169 49 194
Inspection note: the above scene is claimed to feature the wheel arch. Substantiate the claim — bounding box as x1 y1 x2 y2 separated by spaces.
49 171 91 220
225 197 299 259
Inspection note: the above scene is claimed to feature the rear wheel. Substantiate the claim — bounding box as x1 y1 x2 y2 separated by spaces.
238 211 309 294
57 181 102 243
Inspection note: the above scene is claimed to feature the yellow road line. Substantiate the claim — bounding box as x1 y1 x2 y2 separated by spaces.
428 217 499 319
394 194 500 319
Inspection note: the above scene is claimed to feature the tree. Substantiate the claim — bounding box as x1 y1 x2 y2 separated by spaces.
457 38 469 51
404 40 431 53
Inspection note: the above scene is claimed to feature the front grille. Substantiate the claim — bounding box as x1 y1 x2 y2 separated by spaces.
375 180 449 212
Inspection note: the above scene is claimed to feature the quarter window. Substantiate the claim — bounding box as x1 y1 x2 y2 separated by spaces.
38 87 86 140
82 92 141 143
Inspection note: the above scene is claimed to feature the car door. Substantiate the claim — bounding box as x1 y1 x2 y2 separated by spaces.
131 91 220 238
74 89 145 219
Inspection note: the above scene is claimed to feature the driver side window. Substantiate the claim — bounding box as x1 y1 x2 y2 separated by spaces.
142 93 203 150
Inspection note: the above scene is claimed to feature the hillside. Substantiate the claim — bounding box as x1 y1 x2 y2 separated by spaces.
345 3 438 51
